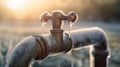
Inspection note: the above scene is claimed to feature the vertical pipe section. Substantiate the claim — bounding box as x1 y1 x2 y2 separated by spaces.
92 38 109 67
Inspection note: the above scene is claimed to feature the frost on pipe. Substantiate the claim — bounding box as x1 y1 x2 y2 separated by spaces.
6 36 41 67
69 27 108 49
6 27 109 67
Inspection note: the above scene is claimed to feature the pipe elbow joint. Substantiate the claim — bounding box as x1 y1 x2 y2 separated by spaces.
69 27 109 59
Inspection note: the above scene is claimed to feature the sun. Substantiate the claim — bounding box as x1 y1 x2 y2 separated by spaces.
7 0 26 9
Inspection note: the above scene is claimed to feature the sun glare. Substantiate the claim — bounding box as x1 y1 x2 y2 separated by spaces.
7 0 26 9
6 0 55 20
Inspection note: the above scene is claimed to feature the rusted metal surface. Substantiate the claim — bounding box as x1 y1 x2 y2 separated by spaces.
33 35 49 60
40 10 77 54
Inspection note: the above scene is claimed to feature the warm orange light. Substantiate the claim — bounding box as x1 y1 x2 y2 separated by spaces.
7 0 26 9
6 0 58 20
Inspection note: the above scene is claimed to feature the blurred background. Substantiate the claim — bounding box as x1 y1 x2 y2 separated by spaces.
0 0 120 67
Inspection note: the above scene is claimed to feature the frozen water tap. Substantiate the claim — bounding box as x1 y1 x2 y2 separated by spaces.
6 10 109 67
40 10 78 53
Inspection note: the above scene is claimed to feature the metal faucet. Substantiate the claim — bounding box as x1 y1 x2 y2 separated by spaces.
40 10 77 53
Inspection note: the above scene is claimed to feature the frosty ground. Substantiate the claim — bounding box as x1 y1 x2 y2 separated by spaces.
0 21 120 67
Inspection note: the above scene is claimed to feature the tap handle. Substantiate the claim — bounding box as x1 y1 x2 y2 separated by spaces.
40 11 51 22
67 11 78 37
67 11 78 23
39 10 78 30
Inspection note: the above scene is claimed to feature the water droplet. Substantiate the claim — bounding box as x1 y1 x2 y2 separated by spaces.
69 21 74 37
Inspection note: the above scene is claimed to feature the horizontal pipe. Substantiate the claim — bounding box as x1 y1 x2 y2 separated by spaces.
6 27 109 67
70 27 108 49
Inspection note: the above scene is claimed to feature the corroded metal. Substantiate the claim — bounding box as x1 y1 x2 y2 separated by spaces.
33 35 49 60
40 10 77 54
40 10 77 29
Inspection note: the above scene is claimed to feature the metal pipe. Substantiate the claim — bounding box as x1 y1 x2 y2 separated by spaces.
6 33 71 67
70 27 108 49
6 36 39 67
69 27 109 67
6 27 109 67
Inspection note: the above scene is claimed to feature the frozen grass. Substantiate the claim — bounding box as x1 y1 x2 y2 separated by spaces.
0 21 120 67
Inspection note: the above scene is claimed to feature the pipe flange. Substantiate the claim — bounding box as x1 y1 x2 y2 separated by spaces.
33 35 49 60
92 50 109 59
